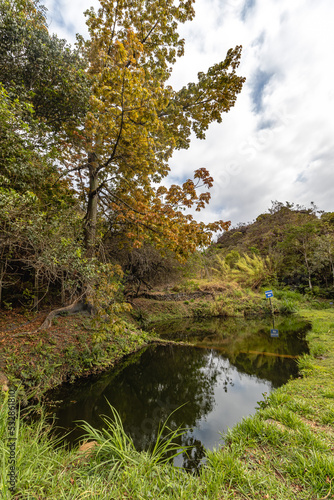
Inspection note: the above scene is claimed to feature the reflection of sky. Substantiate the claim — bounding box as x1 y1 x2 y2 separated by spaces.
185 354 272 452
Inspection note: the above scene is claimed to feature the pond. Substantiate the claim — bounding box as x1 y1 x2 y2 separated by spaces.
45 315 311 471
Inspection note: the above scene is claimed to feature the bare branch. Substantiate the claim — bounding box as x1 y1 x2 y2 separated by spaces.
100 73 126 171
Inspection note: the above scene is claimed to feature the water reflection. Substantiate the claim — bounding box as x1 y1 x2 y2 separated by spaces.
46 315 310 471
153 315 310 388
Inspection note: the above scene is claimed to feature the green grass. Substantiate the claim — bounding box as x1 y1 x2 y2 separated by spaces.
1 308 334 498
78 402 190 471
0 398 204 499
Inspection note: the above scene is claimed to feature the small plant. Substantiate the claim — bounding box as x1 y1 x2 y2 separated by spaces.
3 300 13 310
322 390 334 399
192 301 212 317
279 299 297 314
310 300 331 310
272 288 304 302
78 402 189 475
132 308 149 325
310 342 326 358
256 392 270 410
297 353 316 376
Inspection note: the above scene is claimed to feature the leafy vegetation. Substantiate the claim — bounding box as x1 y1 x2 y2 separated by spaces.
0 311 151 401
79 402 189 471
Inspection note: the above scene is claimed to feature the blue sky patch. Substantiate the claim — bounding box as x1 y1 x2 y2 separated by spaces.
295 171 308 183
250 70 275 113
257 118 276 130
241 0 256 21
46 0 76 36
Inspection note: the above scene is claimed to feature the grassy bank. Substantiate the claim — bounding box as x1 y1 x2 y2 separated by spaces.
130 282 291 326
1 307 333 498
0 312 152 401
131 282 333 328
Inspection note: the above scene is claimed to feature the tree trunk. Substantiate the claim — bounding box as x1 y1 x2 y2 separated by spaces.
330 256 334 286
61 270 66 306
34 269 39 309
0 261 4 307
13 299 95 336
303 250 312 290
308 273 312 291
84 153 99 257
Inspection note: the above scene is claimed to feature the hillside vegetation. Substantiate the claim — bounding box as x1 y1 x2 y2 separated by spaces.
214 201 334 296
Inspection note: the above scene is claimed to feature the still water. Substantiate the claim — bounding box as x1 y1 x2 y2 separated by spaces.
46 315 310 470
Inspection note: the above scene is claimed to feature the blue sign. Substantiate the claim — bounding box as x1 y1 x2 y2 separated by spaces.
265 290 274 298
270 329 279 338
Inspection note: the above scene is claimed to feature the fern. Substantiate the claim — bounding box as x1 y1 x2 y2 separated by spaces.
232 254 275 289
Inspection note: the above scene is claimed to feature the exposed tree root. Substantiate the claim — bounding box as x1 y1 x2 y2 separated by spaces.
12 299 93 337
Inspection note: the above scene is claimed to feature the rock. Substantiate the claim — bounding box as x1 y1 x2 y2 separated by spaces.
0 372 9 392
77 440 98 461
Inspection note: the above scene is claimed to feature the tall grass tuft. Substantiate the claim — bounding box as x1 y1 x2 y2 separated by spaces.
0 392 76 499
78 401 190 477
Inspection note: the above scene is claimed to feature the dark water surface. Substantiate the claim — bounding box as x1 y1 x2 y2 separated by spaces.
45 315 310 470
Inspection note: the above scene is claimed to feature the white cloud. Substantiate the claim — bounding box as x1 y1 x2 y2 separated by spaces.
44 0 94 43
44 0 334 226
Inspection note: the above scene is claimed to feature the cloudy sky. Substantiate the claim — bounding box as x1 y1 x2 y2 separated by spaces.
44 0 334 228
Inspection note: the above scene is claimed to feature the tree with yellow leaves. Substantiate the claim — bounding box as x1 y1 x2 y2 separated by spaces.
71 0 245 258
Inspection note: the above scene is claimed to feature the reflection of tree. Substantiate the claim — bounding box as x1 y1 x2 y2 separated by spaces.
229 352 296 388
47 344 234 468
181 435 206 473
101 345 219 452
153 315 310 388
222 317 310 387
114 345 235 467
155 315 311 351
45 347 149 442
